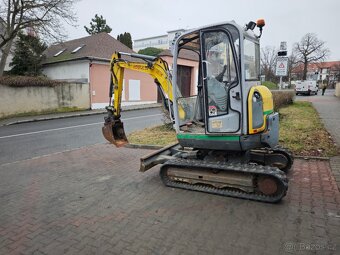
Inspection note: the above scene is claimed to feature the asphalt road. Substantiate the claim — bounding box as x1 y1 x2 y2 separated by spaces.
0 108 163 165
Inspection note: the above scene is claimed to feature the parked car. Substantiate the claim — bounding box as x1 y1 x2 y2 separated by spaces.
295 80 318 95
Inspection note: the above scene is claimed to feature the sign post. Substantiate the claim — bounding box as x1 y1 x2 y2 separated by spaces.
276 42 288 89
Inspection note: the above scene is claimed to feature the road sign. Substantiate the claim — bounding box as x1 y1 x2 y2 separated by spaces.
276 56 288 76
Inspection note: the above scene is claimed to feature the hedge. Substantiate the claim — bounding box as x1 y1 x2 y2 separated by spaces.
271 90 295 111
0 75 63 87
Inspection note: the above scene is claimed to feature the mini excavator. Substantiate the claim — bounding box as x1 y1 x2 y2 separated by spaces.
102 19 293 203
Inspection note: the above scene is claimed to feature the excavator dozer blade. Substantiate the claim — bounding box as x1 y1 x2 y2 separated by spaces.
102 119 128 147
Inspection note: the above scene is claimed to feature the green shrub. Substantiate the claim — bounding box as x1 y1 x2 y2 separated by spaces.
0 75 63 87
138 47 163 56
271 90 295 111
262 81 278 90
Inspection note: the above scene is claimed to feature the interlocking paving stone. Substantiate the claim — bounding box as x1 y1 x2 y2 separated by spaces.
0 144 339 255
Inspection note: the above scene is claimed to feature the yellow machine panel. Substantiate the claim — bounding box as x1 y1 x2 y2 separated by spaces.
248 85 274 134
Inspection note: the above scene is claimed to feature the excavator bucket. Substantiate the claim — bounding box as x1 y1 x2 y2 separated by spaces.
102 117 128 147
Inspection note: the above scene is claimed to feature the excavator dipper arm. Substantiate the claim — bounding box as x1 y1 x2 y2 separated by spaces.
102 52 174 147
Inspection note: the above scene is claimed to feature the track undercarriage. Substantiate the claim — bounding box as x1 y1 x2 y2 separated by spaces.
141 143 293 203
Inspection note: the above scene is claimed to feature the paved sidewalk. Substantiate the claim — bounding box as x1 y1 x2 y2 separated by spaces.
0 144 339 255
296 89 340 190
0 103 161 127
296 89 340 146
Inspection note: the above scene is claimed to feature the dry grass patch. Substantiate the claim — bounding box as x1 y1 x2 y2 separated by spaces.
279 101 338 157
128 124 176 146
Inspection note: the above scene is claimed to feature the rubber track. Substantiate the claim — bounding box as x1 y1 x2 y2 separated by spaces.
160 158 288 203
251 146 294 173
274 146 294 170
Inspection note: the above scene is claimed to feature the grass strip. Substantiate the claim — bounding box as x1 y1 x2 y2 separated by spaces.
128 102 338 157
279 101 338 157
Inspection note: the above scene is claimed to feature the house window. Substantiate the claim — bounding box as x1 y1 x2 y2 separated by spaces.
54 49 65 57
71 44 85 53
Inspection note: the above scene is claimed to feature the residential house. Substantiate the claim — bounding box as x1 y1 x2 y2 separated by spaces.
42 33 156 109
292 61 340 86
42 32 200 109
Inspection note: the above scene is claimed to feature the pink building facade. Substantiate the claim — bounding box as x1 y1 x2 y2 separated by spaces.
90 55 199 109
89 62 156 109
161 55 199 97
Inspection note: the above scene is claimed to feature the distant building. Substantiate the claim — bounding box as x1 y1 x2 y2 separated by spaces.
133 29 186 52
292 61 340 85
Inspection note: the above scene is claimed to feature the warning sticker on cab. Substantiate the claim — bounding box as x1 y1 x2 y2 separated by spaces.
211 120 223 129
209 106 217 116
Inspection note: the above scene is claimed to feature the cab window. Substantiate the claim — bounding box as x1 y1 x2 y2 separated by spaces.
203 31 237 116
244 39 260 80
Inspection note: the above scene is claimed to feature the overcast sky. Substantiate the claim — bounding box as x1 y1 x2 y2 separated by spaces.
66 0 340 60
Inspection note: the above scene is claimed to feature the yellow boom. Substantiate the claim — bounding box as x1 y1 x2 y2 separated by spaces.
102 52 174 147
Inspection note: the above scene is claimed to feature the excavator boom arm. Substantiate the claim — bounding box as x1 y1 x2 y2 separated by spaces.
110 52 173 117
102 52 174 147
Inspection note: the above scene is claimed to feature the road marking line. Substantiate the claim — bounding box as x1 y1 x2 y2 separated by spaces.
0 114 162 139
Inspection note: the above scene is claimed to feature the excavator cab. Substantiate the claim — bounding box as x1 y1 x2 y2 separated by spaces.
171 22 279 152
173 27 241 137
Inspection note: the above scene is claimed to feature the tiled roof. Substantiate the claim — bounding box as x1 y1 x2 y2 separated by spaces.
292 61 340 73
158 49 199 62
43 33 136 64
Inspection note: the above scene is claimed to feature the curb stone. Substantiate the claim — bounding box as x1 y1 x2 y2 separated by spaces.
124 144 164 150
330 156 340 191
294 155 330 161
2 111 106 126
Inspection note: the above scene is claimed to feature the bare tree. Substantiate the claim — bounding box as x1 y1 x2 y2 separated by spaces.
287 52 298 83
0 0 78 76
260 46 277 82
293 33 330 80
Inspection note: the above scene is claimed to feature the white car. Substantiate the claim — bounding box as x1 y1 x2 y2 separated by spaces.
295 80 318 95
